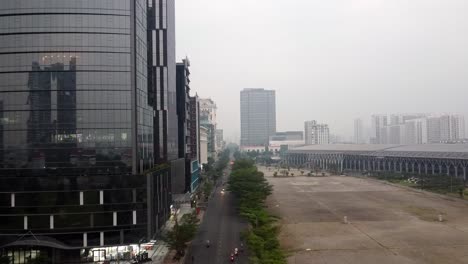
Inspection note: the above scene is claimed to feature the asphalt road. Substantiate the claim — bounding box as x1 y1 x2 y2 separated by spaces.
187 170 248 264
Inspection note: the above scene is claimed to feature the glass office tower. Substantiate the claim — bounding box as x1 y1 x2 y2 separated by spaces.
240 88 276 146
0 1 172 262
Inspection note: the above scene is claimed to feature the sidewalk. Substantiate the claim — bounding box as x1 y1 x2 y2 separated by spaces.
148 203 193 264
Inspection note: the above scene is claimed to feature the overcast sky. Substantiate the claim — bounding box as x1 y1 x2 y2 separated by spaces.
176 0 468 142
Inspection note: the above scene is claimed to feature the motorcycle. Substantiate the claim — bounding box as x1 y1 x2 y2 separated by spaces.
230 254 235 262
234 248 238 256
206 240 210 248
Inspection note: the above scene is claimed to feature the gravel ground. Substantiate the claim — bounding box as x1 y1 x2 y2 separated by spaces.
259 166 468 264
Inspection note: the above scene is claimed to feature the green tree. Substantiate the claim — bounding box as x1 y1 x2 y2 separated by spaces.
203 181 213 200
164 213 199 258
228 158 286 264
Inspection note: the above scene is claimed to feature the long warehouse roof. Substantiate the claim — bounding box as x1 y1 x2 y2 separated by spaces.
288 144 468 159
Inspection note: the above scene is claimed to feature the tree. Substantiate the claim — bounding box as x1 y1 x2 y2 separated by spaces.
228 158 286 264
273 172 278 177
203 181 213 200
164 213 199 258
290 173 294 177
300 170 304 176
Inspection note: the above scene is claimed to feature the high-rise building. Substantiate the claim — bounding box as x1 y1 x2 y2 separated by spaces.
199 126 209 165
304 121 330 145
240 88 276 146
0 1 174 261
440 114 465 142
354 119 364 144
189 96 201 161
370 113 464 144
174 58 191 194
371 115 388 144
216 129 224 151
148 0 178 163
404 118 428 144
188 96 201 192
427 116 441 143
200 98 217 158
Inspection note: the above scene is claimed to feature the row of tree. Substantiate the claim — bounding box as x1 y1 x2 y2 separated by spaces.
228 159 286 264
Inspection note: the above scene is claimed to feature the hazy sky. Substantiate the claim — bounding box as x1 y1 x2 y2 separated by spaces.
176 0 468 142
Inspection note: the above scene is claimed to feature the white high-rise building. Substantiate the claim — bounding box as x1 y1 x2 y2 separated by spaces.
440 114 465 142
354 118 364 144
371 113 465 144
404 118 428 144
371 115 388 144
305 120 329 145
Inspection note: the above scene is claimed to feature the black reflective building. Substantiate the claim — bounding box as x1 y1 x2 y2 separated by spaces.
0 1 174 263
176 59 191 193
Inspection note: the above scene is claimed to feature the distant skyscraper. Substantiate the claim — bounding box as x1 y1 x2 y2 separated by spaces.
216 129 224 151
240 88 276 146
304 120 330 145
371 115 388 144
354 118 364 144
440 114 465 142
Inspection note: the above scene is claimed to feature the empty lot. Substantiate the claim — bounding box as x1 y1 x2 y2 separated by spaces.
260 167 468 264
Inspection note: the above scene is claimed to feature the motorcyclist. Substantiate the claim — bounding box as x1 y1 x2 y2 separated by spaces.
234 248 238 256
230 254 235 262
205 240 210 248
240 243 244 253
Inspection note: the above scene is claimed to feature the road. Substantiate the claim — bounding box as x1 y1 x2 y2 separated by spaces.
187 169 248 264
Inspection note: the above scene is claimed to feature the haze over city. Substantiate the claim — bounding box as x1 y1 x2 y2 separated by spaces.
176 0 468 142
2 1 468 263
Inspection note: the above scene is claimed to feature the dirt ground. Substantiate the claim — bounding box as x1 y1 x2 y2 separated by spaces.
259 166 468 264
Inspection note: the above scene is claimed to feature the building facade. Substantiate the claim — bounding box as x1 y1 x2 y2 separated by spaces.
370 115 388 144
304 121 329 145
199 98 217 158
354 118 364 144
216 129 224 151
175 58 200 193
148 0 178 163
371 114 465 144
188 96 201 191
0 1 173 262
199 126 209 165
240 88 276 147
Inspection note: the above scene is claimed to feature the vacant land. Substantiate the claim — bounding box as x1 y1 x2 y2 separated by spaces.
259 166 468 264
